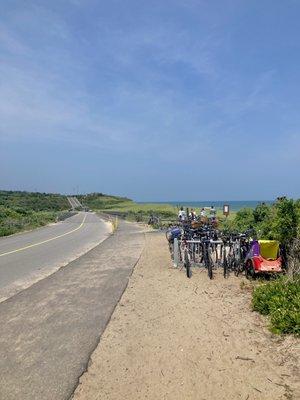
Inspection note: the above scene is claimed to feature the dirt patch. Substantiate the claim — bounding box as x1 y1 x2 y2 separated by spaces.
73 232 300 400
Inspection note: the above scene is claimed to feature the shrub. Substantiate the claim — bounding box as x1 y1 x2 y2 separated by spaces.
0 190 69 211
287 238 300 276
0 205 57 236
272 198 298 245
253 203 272 224
252 277 300 336
232 208 255 233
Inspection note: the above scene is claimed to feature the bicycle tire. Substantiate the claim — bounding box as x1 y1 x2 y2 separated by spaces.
184 249 192 278
208 258 213 279
231 258 239 276
234 262 243 277
206 247 213 279
245 260 256 280
223 248 229 278
233 262 239 276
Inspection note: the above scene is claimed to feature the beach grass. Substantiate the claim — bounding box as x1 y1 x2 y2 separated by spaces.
79 193 238 226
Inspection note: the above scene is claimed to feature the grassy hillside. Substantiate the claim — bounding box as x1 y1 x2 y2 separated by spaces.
78 193 237 224
0 190 69 211
77 193 132 210
0 190 70 236
78 193 178 222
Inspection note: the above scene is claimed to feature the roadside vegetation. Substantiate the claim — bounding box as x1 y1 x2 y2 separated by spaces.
252 276 300 336
0 191 70 236
224 198 300 336
222 198 300 241
0 207 58 236
0 190 69 211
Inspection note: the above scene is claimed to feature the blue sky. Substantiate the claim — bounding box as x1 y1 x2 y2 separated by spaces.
0 0 299 201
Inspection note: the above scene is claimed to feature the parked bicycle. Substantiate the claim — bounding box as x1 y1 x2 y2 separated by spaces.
166 221 252 280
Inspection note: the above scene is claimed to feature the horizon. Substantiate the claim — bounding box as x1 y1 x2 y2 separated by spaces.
0 188 279 203
1 1 300 200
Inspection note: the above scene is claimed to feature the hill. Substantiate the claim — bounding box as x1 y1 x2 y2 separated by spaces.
77 192 132 210
78 192 177 223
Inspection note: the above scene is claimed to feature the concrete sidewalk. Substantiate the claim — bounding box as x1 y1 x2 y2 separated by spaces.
0 220 145 400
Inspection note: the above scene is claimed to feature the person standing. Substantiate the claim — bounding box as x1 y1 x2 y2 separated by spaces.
178 207 187 222
210 205 216 217
189 208 197 220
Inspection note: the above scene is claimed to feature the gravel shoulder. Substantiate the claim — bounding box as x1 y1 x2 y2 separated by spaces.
73 231 300 400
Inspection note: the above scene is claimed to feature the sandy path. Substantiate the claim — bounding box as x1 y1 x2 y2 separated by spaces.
73 232 300 400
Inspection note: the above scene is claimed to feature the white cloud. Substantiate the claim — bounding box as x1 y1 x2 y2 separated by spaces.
0 4 223 159
0 1 292 166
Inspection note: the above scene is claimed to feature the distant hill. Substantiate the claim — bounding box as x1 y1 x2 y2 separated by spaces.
77 193 132 210
77 192 177 224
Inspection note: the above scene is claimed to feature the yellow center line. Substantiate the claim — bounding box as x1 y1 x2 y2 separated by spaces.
0 214 87 258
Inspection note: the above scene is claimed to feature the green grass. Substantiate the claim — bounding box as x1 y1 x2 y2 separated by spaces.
106 202 177 218
77 193 131 210
0 190 69 211
252 277 300 336
78 193 178 223
79 193 239 225
0 190 70 237
0 206 58 236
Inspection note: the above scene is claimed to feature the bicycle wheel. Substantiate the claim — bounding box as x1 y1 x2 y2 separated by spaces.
184 248 192 278
234 261 243 276
245 260 255 280
208 257 213 279
223 248 229 278
168 240 174 258
234 247 244 276
206 247 213 279
179 244 183 262
231 258 238 276
192 243 196 262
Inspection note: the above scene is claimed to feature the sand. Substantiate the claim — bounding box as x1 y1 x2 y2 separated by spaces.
73 232 300 400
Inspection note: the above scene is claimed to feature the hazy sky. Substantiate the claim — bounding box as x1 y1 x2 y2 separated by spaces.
0 0 299 201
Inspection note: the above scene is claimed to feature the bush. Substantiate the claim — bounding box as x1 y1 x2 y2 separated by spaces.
0 205 57 236
227 198 299 240
288 238 300 276
0 190 69 211
252 277 300 336
233 208 255 232
272 198 298 245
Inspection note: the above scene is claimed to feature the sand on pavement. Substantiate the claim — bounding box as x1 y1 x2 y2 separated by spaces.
73 232 300 400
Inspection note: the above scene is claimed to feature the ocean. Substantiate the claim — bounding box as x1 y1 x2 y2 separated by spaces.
140 201 273 212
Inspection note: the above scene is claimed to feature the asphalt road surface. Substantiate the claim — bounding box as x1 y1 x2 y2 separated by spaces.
67 196 83 209
0 212 111 301
0 220 145 400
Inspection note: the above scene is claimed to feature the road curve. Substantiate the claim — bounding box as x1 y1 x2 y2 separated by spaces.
0 212 111 301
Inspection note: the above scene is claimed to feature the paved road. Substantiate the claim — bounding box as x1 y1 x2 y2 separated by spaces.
67 196 83 209
0 220 145 400
0 212 111 301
